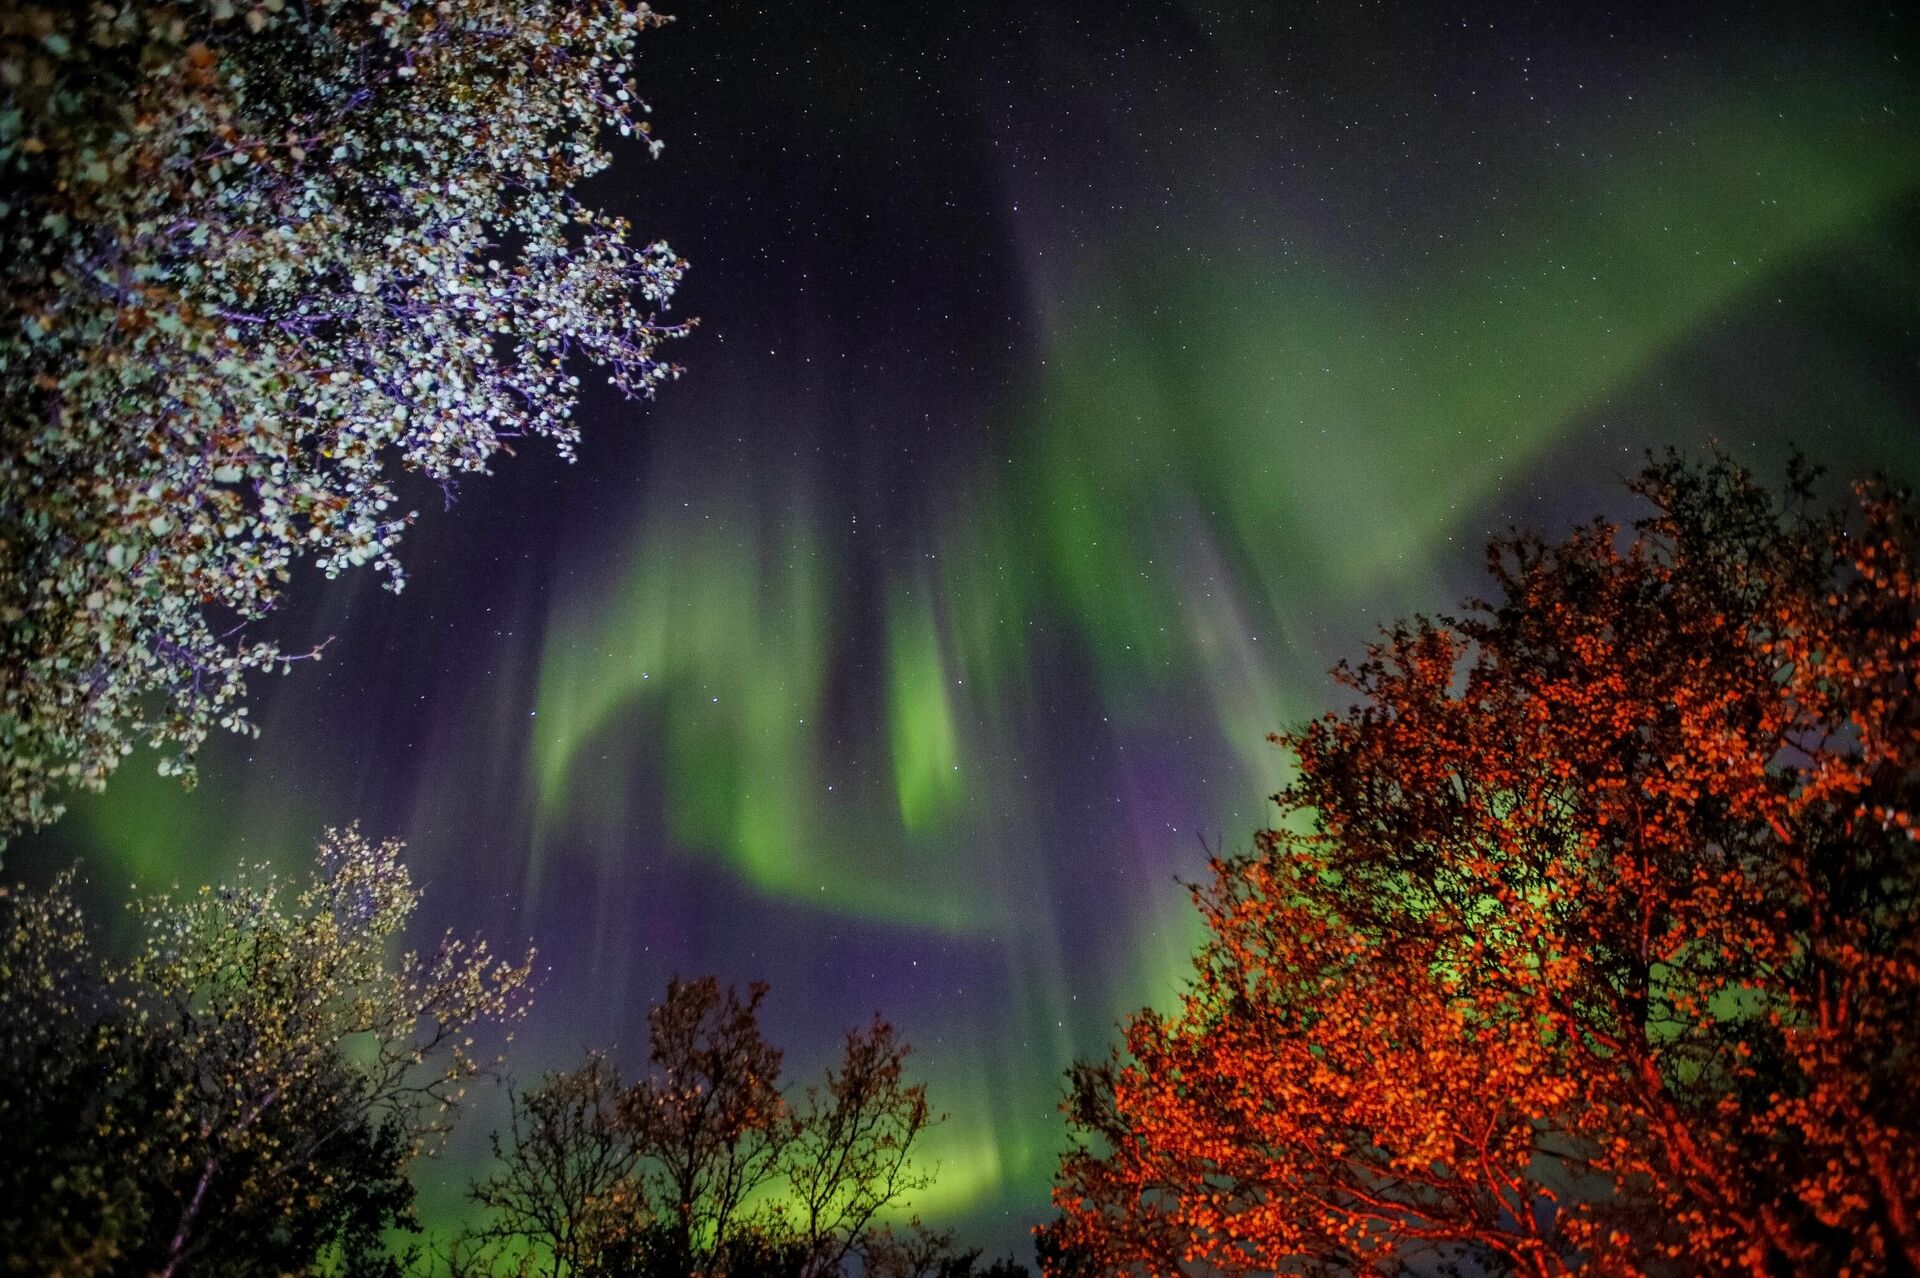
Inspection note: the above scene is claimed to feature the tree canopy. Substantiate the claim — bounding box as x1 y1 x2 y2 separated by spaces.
0 826 532 1277
1052 454 1920 1276
0 0 689 841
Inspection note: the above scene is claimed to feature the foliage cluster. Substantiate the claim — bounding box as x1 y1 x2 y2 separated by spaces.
0 0 688 840
1052 454 1920 1275
0 826 533 1277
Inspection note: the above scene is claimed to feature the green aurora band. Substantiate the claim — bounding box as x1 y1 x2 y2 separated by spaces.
530 80 1919 918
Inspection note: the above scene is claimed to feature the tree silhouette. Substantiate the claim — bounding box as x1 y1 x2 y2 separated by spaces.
470 1052 643 1278
865 1221 1033 1278
625 976 793 1270
1053 453 1920 1275
467 978 943 1278
786 1016 937 1278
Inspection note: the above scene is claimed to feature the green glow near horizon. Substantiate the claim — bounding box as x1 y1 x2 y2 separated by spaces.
55 746 325 904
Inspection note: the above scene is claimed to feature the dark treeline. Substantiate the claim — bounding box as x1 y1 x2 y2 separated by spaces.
451 976 1032 1278
0 838 1034 1277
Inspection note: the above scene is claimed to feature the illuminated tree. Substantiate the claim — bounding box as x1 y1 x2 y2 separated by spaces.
0 826 533 1277
1053 454 1920 1276
0 0 690 841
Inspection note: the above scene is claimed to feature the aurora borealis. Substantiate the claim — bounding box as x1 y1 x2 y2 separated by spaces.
11 0 1920 1258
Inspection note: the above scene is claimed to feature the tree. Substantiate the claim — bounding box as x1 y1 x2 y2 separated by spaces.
0 826 533 1277
785 1016 938 1278
465 978 944 1278
0 0 690 841
625 976 794 1269
1052 453 1920 1276
469 1052 645 1278
0 864 161 1275
1030 1218 1098 1278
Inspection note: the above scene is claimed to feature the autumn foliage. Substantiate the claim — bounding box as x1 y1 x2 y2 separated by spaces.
1053 455 1920 1275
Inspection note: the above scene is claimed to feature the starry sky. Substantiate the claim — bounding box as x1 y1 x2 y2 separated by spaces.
13 0 1920 1259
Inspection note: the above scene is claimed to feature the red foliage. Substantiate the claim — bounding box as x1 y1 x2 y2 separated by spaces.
1053 454 1920 1276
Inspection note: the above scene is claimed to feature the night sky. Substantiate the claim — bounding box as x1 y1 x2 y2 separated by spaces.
13 0 1920 1258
